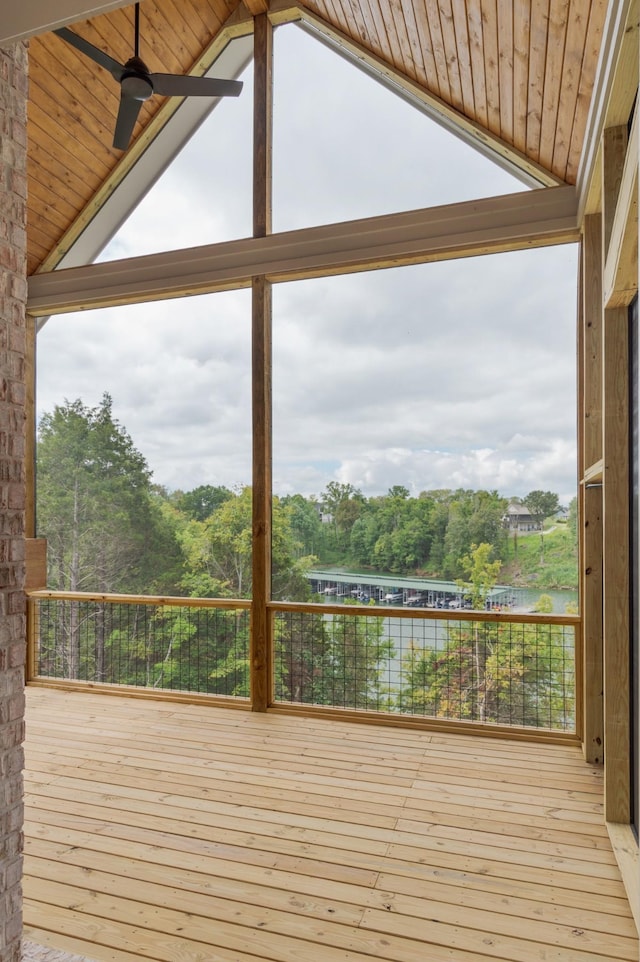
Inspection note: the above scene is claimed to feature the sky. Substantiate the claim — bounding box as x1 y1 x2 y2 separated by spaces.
36 24 579 506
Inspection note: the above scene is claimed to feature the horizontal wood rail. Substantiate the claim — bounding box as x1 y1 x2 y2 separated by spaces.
27 589 251 609
264 699 583 744
268 599 580 626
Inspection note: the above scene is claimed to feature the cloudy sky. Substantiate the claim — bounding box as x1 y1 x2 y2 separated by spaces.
36 24 579 506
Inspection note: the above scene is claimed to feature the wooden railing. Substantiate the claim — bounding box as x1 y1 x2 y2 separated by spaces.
26 591 252 706
269 601 581 740
26 591 581 739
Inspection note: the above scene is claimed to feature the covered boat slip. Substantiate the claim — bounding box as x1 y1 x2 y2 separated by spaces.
23 687 637 962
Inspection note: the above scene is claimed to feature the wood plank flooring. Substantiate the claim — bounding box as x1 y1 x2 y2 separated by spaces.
23 687 639 962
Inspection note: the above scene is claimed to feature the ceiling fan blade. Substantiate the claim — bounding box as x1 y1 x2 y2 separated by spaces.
112 94 143 150
149 73 243 98
54 26 125 81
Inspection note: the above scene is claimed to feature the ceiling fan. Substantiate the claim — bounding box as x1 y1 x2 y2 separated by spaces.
54 2 243 151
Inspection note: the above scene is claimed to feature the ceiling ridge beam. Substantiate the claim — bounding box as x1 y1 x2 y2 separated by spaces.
28 186 579 316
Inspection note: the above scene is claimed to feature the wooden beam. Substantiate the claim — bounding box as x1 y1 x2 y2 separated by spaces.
245 0 270 13
251 275 272 713
580 216 604 763
602 305 631 822
577 0 637 219
24 315 37 539
253 14 272 237
582 482 604 763
25 539 47 591
606 822 640 933
583 214 603 469
603 115 639 308
602 126 629 260
28 186 579 315
250 15 273 712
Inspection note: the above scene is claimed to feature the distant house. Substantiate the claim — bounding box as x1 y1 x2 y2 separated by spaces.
313 502 333 525
503 503 541 533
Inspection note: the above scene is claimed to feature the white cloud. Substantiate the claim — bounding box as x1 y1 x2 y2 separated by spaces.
36 24 579 506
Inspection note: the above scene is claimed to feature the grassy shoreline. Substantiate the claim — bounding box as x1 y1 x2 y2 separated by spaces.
499 522 578 591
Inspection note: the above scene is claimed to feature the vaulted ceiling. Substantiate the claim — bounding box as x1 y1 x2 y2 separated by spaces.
26 0 612 277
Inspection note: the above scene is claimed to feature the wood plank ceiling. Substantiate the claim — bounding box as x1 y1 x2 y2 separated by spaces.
26 0 610 276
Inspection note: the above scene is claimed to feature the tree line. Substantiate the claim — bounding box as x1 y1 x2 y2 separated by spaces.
34 396 575 729
38 396 572 599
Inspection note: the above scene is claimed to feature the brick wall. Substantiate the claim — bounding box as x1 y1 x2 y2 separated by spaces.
0 40 28 962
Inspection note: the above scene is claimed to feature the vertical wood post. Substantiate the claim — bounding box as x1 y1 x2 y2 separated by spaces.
602 305 631 820
581 213 604 762
253 14 272 239
602 126 628 260
251 13 273 711
582 483 603 760
583 214 603 468
25 315 36 538
600 122 633 821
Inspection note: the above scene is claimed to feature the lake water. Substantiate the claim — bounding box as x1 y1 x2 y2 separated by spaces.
514 587 578 613
322 585 579 694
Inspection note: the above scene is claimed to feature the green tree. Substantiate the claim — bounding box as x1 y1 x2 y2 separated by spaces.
397 544 573 728
37 395 183 677
326 602 395 709
172 484 233 522
425 498 449 572
533 593 554 613
322 481 362 515
179 487 316 602
321 482 365 552
457 542 502 610
280 494 323 557
391 498 433 571
443 490 507 578
567 496 578 543
524 490 560 561
273 610 332 704
350 488 434 575
202 487 254 596
350 512 379 567
398 619 573 729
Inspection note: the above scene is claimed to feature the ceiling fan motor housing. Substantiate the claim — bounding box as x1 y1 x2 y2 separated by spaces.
121 57 153 100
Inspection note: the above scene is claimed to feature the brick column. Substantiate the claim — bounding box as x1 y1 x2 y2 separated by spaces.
0 40 28 962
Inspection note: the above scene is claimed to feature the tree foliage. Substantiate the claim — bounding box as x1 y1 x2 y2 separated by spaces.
524 490 560 527
524 489 560 561
397 620 573 728
456 542 502 609
37 395 181 595
346 487 507 577
177 487 317 601
171 484 233 522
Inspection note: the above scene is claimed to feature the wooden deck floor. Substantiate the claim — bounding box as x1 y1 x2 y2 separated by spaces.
23 687 638 962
